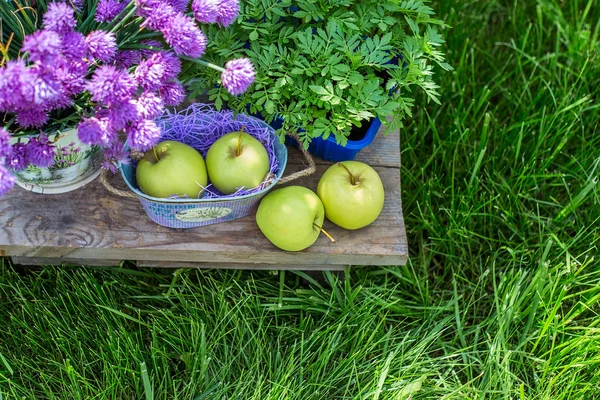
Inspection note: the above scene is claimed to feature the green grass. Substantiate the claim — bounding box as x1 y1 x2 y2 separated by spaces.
1 0 600 398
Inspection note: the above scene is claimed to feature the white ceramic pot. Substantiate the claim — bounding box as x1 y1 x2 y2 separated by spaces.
10 129 103 194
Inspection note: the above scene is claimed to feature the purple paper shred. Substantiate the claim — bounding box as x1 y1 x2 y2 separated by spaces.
154 103 280 200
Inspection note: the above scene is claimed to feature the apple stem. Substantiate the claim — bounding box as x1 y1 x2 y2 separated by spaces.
152 146 160 162
314 223 336 243
237 126 245 157
337 162 357 186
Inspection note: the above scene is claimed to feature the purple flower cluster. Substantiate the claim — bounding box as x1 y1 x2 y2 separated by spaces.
0 0 255 197
134 0 251 95
115 50 142 69
163 13 207 58
96 0 126 23
221 58 256 95
5 143 29 171
43 2 77 33
166 0 190 12
80 47 186 152
25 134 56 168
0 129 11 158
0 132 58 196
0 5 123 130
86 30 118 63
192 0 238 26
102 142 130 173
215 0 239 27
136 0 243 58
0 5 117 135
192 0 220 24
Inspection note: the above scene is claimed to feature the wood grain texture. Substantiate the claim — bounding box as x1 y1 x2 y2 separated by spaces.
10 256 121 267
138 261 346 271
2 129 407 268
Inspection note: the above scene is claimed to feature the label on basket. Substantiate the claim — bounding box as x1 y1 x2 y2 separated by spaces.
175 207 233 222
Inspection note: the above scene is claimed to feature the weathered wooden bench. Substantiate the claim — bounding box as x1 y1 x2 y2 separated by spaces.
1 125 407 270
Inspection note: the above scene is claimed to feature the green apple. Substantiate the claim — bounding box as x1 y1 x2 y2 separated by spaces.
136 140 207 199
256 186 328 251
317 161 384 230
206 130 270 194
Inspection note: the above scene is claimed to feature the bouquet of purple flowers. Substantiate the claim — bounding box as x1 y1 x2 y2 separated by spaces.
0 0 255 197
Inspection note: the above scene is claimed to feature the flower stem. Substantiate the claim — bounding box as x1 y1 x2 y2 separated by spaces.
109 4 138 34
3 116 16 131
180 57 226 73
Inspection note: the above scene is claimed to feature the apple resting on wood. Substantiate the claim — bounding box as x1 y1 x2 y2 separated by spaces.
317 161 384 230
256 186 334 251
206 128 270 194
136 141 208 199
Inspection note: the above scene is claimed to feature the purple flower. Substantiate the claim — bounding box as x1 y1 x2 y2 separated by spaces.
217 0 239 27
159 80 186 106
43 2 77 34
140 40 163 58
96 0 126 22
126 119 161 151
31 66 63 105
135 92 164 119
47 94 73 110
115 50 142 69
162 13 207 58
152 51 181 79
61 31 87 60
16 108 49 128
22 30 62 64
0 165 15 197
0 61 32 111
72 0 84 12
137 0 177 31
192 0 220 24
55 60 87 95
0 129 11 157
102 142 129 173
26 134 56 168
107 101 139 130
86 65 137 105
221 58 255 95
77 116 115 145
166 0 189 12
6 143 29 171
86 30 117 63
134 58 166 90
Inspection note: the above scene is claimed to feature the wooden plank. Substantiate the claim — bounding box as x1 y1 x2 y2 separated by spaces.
139 261 346 271
284 123 400 168
10 256 120 267
354 125 400 168
1 128 407 268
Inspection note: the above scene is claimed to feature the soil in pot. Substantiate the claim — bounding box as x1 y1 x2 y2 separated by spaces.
348 123 370 142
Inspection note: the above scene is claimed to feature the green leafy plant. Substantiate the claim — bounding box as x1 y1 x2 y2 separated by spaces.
189 0 452 146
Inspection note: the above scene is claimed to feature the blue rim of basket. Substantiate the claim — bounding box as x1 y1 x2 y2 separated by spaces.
118 140 288 204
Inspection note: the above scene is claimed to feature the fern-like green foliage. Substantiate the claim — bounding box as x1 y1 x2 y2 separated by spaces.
190 0 453 146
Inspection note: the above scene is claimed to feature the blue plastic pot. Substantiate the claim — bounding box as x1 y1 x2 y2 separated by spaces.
307 118 382 162
258 114 382 162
